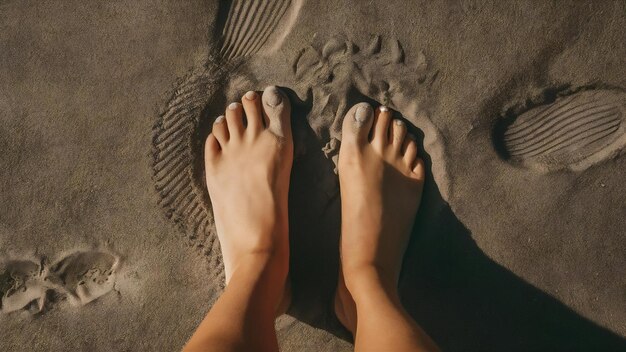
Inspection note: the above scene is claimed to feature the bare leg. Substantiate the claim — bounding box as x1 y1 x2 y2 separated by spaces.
334 103 440 352
184 87 293 352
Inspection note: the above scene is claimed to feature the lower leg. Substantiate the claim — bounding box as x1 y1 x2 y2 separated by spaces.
183 253 286 352
347 267 438 352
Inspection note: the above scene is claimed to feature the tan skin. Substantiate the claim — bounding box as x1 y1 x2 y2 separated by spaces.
183 87 439 352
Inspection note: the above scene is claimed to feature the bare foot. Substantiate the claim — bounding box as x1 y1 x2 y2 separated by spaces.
204 86 292 313
334 103 425 333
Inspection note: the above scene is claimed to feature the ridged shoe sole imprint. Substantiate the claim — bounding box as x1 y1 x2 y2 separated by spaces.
220 0 292 60
500 89 626 172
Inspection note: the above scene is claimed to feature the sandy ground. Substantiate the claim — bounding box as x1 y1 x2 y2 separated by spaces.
1 1 626 351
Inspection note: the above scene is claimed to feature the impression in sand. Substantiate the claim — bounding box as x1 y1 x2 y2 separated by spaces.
0 251 120 314
494 86 626 172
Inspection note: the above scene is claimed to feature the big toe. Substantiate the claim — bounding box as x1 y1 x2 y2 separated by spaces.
341 102 374 145
261 86 291 138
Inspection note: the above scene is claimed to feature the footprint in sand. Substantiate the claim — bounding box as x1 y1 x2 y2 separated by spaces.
494 88 626 172
0 259 57 313
219 0 302 60
50 251 120 306
0 251 120 314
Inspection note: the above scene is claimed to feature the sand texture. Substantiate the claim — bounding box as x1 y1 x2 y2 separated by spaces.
2 1 626 351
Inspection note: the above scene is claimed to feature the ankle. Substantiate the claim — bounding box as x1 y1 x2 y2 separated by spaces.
343 265 400 304
224 227 289 279
229 251 288 287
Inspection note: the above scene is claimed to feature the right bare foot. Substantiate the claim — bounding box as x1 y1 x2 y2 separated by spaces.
334 103 425 333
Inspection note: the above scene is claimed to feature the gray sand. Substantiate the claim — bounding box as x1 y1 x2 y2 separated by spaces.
1 1 625 351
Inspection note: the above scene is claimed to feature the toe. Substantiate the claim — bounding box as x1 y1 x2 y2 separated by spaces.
371 106 392 148
412 157 426 181
204 133 220 162
225 102 245 138
212 115 229 145
261 86 291 138
341 102 374 145
403 137 418 169
242 90 263 135
390 119 407 151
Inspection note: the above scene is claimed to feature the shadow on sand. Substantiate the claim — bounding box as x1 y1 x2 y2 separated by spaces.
284 93 626 351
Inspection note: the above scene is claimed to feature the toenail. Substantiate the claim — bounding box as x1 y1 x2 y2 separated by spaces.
215 115 225 124
245 91 257 100
228 102 239 110
355 104 373 124
394 119 404 126
380 106 389 112
265 87 282 107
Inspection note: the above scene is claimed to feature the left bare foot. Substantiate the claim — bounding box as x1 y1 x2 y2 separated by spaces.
204 86 293 313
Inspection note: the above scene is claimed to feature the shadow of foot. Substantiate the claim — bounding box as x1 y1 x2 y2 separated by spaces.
284 90 347 337
402 179 626 351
